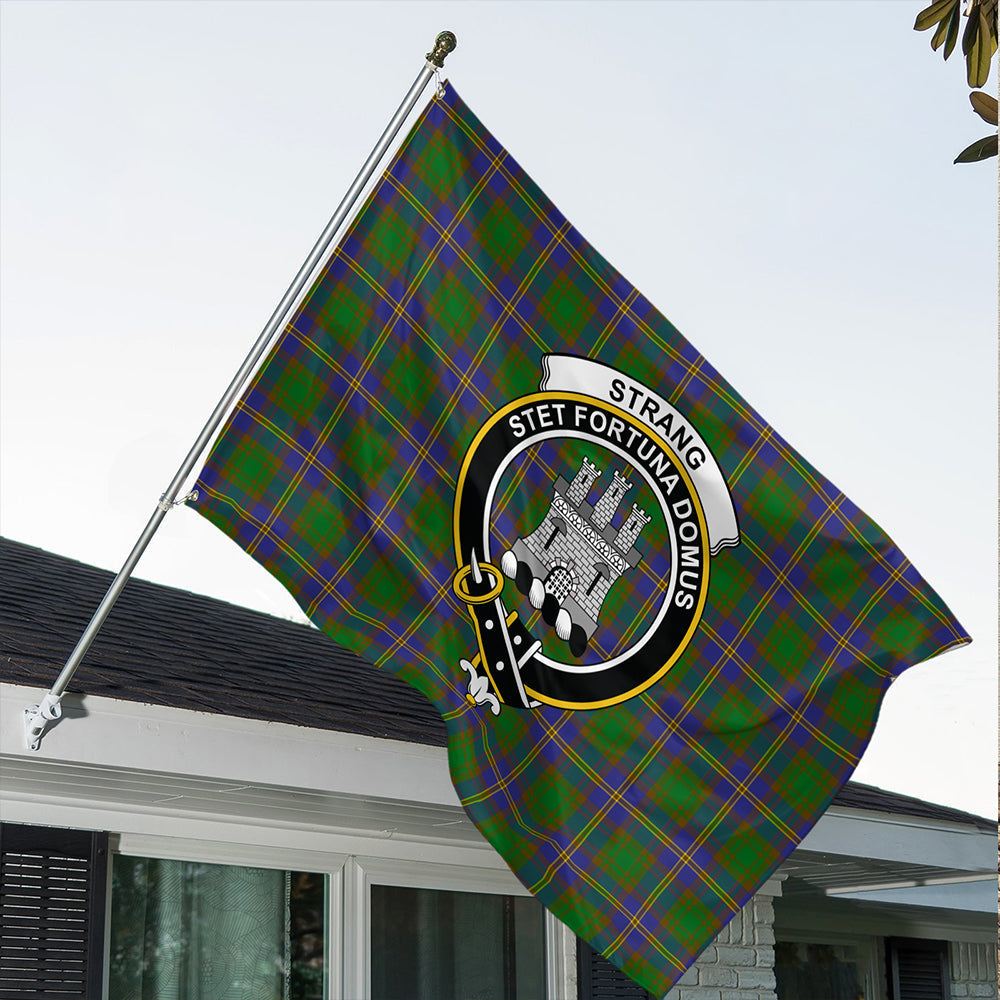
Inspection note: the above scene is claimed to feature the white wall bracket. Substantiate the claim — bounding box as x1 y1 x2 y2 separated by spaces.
24 692 62 751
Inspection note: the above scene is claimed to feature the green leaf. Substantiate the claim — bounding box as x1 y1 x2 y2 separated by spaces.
966 7 997 86
914 0 959 31
970 91 999 124
954 134 999 162
931 5 954 49
943 4 962 57
961 5 979 56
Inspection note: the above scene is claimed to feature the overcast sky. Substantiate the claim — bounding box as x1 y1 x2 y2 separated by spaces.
1 1 996 817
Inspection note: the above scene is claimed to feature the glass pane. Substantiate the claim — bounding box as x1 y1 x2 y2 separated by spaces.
775 940 864 1000
371 884 546 1000
109 856 326 1000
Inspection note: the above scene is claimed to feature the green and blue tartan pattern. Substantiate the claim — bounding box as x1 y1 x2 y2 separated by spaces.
194 84 969 997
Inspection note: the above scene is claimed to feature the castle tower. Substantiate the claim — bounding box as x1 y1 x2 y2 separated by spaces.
592 470 631 530
566 458 601 506
614 503 651 553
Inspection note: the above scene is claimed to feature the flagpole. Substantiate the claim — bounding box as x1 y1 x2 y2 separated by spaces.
23 30 458 751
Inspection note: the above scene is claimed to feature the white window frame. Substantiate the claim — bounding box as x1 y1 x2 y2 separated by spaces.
106 835 574 1000
344 855 574 1000
1 691 579 1000
112 832 346 1000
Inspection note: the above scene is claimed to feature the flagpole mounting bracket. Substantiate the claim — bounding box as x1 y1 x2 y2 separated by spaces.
426 31 457 68
24 692 63 751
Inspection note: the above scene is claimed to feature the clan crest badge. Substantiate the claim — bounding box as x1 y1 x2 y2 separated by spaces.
453 354 740 713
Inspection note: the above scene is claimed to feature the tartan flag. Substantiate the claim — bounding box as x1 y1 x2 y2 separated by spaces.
193 83 969 997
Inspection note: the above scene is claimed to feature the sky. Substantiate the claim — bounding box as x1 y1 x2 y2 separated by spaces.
1 1 996 818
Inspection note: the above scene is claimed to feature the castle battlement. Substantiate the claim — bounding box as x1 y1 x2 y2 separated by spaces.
566 458 601 507
501 457 649 657
593 470 632 530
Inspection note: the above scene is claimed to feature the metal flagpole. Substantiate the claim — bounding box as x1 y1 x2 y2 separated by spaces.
24 30 458 751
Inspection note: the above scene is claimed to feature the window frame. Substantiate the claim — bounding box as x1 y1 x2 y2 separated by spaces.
108 835 571 1000
345 855 571 1000
112 832 345 1000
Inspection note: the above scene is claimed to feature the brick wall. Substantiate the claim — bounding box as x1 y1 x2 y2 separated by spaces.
950 941 998 999
664 884 780 1000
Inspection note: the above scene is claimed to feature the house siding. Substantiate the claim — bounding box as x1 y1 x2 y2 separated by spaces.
950 941 998 999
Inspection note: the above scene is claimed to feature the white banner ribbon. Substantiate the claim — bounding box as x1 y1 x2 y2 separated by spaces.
540 354 740 555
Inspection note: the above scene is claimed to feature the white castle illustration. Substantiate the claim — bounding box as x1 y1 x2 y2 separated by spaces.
500 458 649 656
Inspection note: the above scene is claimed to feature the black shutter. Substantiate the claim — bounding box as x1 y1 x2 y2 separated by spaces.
577 940 656 1000
0 823 108 999
886 937 950 1000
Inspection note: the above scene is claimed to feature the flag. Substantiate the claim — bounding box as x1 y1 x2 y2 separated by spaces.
192 83 969 996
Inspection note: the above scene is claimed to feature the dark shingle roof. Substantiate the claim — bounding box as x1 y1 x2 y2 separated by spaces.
2 537 994 831
0 536 447 746
831 778 995 832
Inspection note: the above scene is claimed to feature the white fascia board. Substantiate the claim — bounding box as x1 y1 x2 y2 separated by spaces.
798 807 995 873
1 682 456 807
5 683 994 877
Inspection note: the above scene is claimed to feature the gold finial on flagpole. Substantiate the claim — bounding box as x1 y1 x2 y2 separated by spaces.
427 31 457 68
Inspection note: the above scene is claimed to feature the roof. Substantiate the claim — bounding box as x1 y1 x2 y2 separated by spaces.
1 536 446 747
2 537 994 832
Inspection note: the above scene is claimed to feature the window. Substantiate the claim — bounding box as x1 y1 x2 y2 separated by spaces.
2 826 561 1000
347 857 552 1000
370 884 546 1000
775 939 869 1000
109 856 327 1000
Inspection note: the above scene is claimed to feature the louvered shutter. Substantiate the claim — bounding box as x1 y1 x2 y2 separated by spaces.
0 823 108 999
577 940 656 1000
886 937 950 1000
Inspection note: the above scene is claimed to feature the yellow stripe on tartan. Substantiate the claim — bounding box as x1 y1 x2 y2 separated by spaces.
323 160 569 671
603 675 840 958
373 567 464 670
385 166 571 369
704 425 894 683
555 493 888 957
291 322 459 486
384 162 556 365
245 135 506 556
662 354 700 401
698 620 859 768
608 558 672 658
741 532 895 681
475 722 690 975
439 123 757 433
442 97 779 437
535 722 740 912
213 400 476 701
251 158 525 622
330 250 495 417
458 714 580 809
196 482 462 696
438 97 693 378
688 495 865 763
728 425 965 637
838 516 971 642
230 397 445 606
639 690 801 840
588 287 642 358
